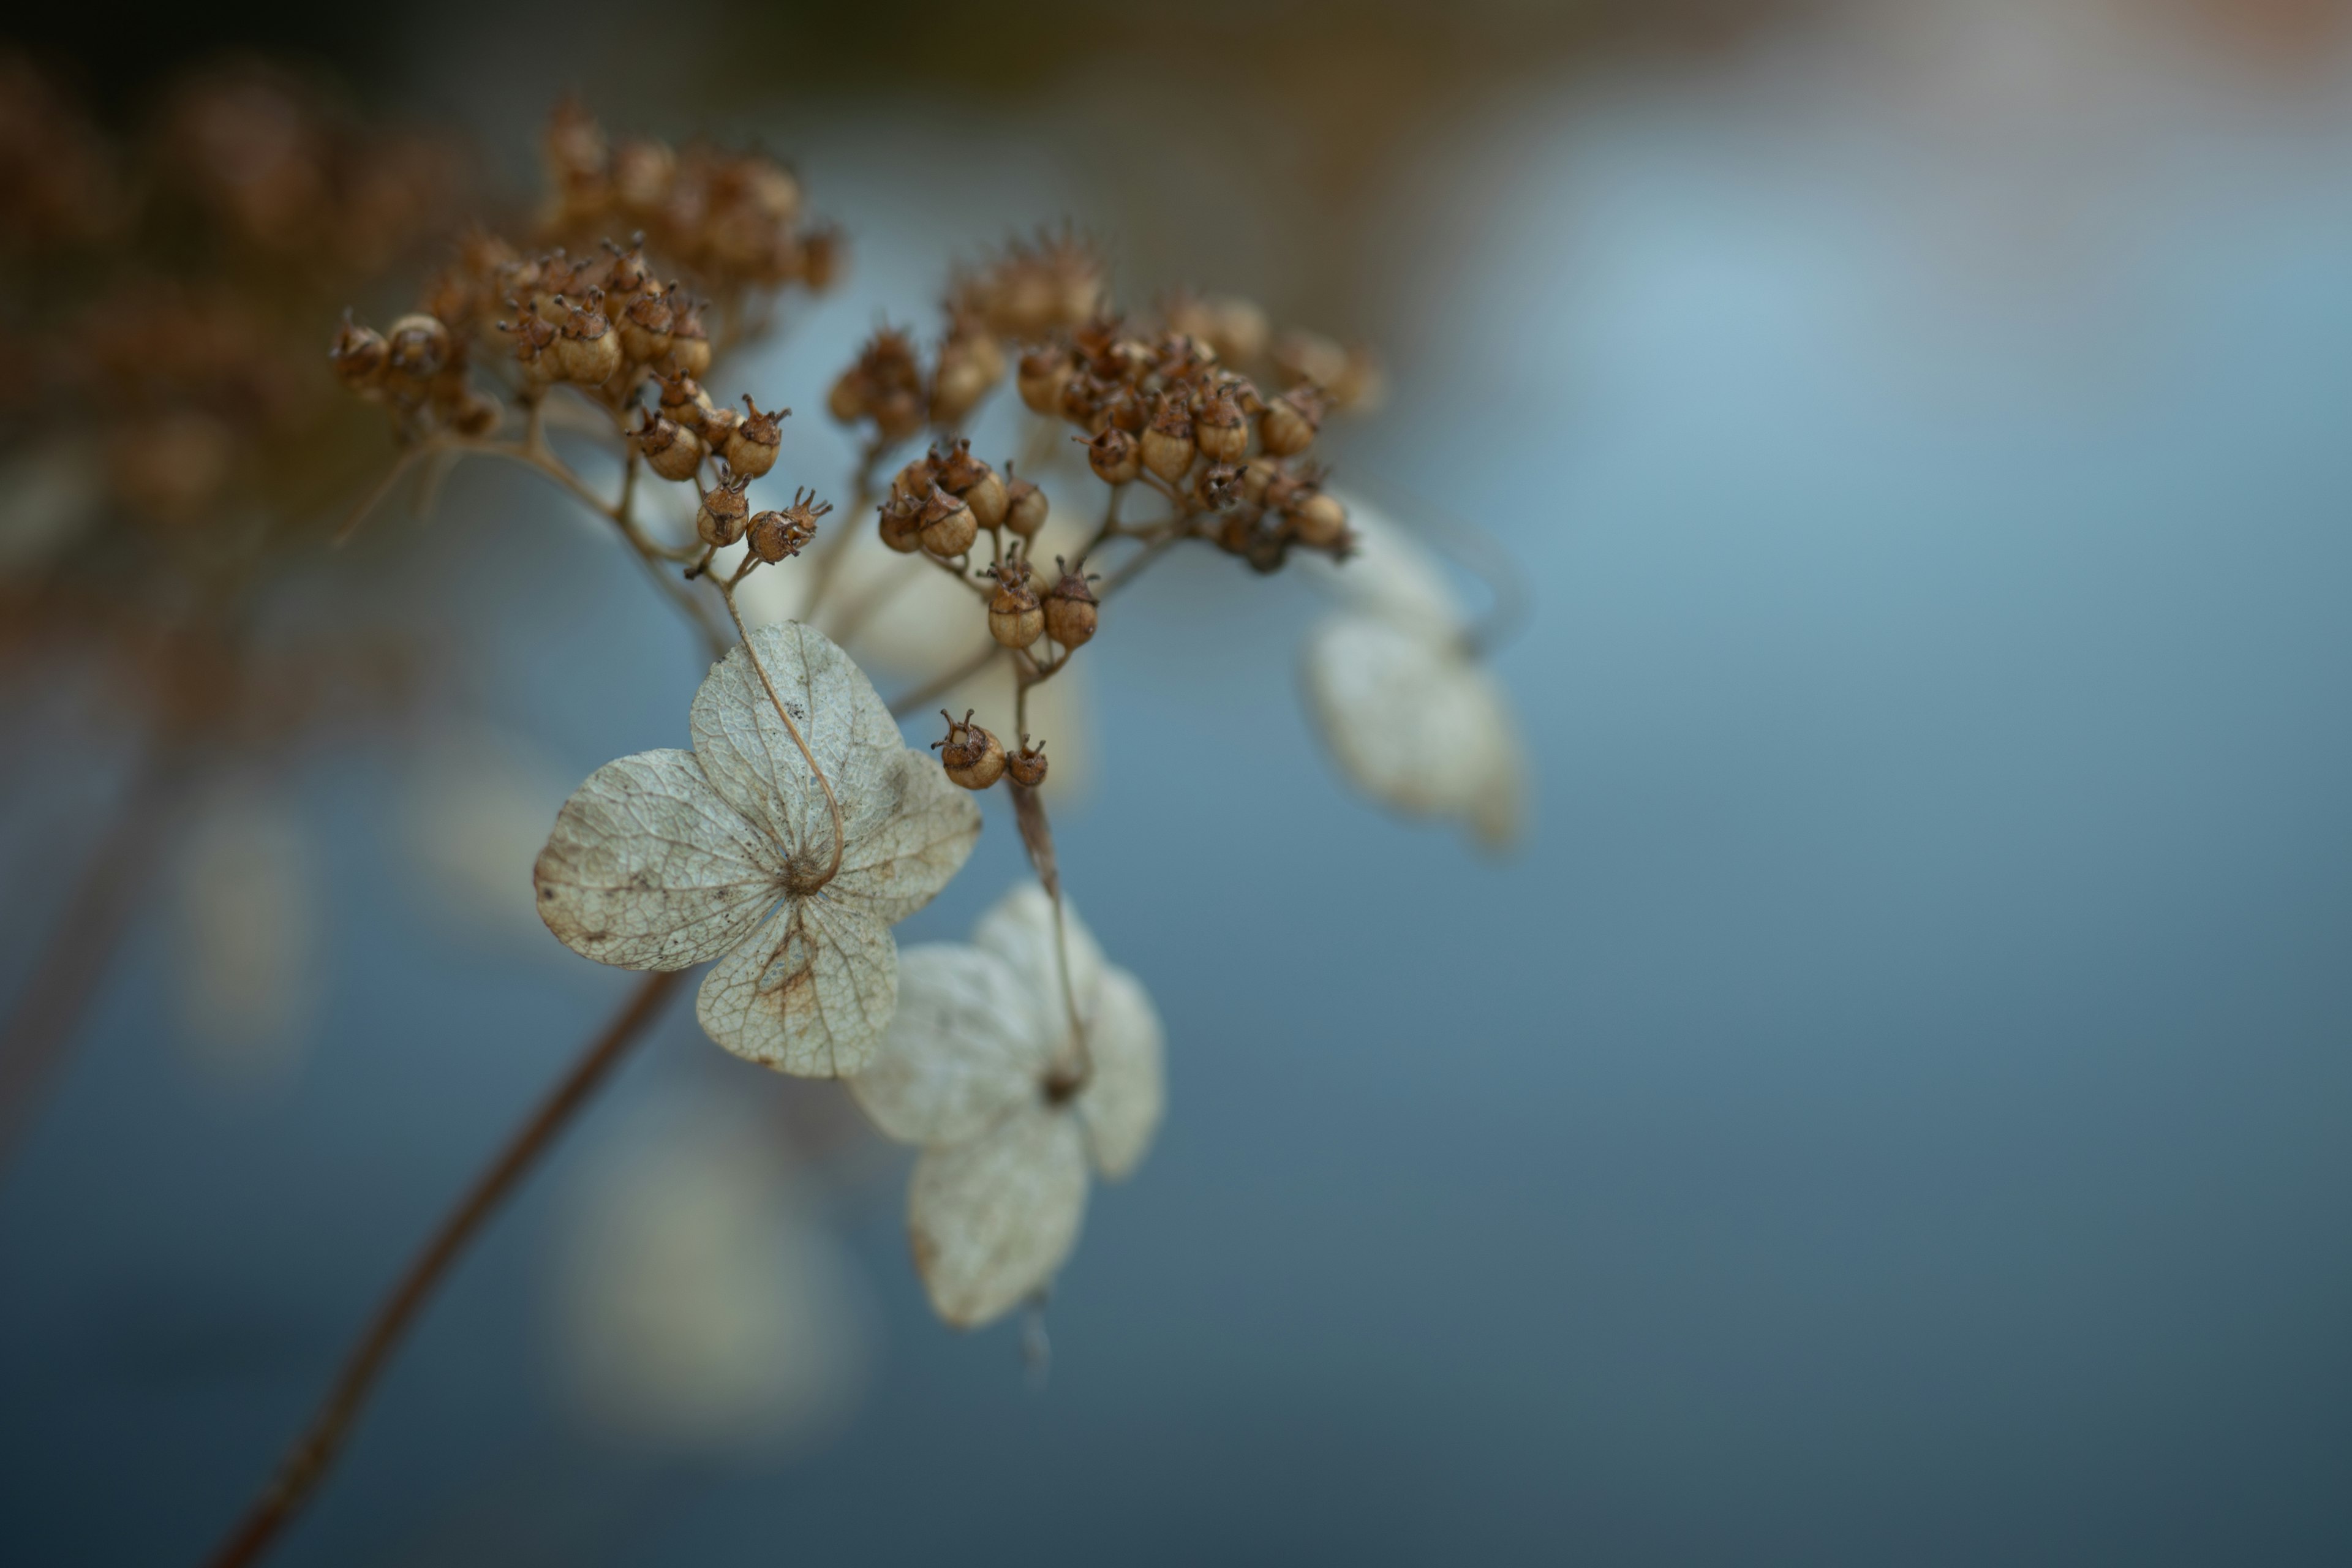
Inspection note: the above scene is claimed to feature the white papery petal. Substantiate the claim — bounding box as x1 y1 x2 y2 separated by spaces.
533 750 783 970
849 944 1052 1148
688 623 908 875
829 747 984 925
696 894 897 1077
908 1107 1089 1329
973 880 1107 1045
1305 492 1463 634
1303 613 1526 850
1076 965 1164 1182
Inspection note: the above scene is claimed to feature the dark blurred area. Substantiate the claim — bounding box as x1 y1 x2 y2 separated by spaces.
8 2 2352 1566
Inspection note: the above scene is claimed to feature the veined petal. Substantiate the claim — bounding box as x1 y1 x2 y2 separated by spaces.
533 749 782 971
848 944 1050 1148
907 1108 1088 1329
696 894 897 1077
829 747 982 924
973 881 1107 1046
689 624 905 874
1076 965 1164 1182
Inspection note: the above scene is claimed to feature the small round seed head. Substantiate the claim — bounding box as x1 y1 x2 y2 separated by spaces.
387 313 451 380
619 282 674 362
878 491 925 553
1140 394 1196 482
500 311 559 387
827 367 867 423
1081 427 1141 486
1044 556 1100 649
930 331 1005 426
666 293 712 378
1017 345 1075 415
933 439 988 494
1194 386 1249 462
554 293 621 385
658 370 712 428
723 394 786 478
330 314 388 397
748 488 829 564
1192 461 1244 510
932 709 1006 790
694 402 740 449
1003 470 1048 538
986 557 1044 649
892 453 940 500
918 483 978 557
1259 388 1322 457
1104 385 1148 435
1286 487 1348 548
1008 735 1049 789
635 409 705 482
696 473 752 548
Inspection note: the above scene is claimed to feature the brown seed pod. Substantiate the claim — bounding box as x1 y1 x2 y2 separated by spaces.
917 484 978 557
1194 386 1249 462
1057 368 1106 429
933 439 988 494
1141 394 1196 483
1008 735 1049 789
1003 470 1047 538
634 410 705 481
501 312 559 390
932 709 1006 790
697 475 751 548
695 402 741 450
878 492 925 553
1191 461 1244 510
1017 345 1074 415
1044 557 1100 649
1259 387 1324 458
555 294 622 385
330 315 388 397
386 313 451 379
724 394 786 479
964 462 1007 529
892 453 940 500
667 295 713 379
1286 488 1348 548
930 332 1005 426
752 487 831 561
658 371 713 429
986 557 1044 649
1103 385 1148 435
1082 427 1140 486
619 283 674 363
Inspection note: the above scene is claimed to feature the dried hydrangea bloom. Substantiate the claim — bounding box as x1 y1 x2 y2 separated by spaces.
850 883 1164 1328
1302 496 1526 850
533 624 981 1076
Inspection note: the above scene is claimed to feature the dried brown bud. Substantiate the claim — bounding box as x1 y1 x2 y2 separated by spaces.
878 492 925 554
1141 395 1196 483
1192 461 1244 510
1008 735 1049 789
634 409 704 482
930 331 1005 426
932 709 1006 790
387 313 451 380
1259 390 1322 458
502 312 559 388
1044 557 1100 649
1082 428 1141 486
1286 488 1348 548
554 295 621 385
1017 345 1074 415
892 453 940 500
1194 386 1249 463
697 475 751 548
658 370 713 428
1003 471 1047 538
1103 385 1148 435
619 283 674 363
331 315 388 398
666 295 712 379
918 483 978 557
748 488 828 564
986 557 1044 649
723 394 786 478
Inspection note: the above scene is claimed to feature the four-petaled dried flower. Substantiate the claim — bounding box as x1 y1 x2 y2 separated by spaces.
534 625 982 1076
849 883 1164 1327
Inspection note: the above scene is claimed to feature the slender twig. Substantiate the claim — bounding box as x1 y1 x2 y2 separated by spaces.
198 968 687 1568
0 742 194 1175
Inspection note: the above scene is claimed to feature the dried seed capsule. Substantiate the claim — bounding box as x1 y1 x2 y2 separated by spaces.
1082 428 1140 486
386 313 451 379
502 312 559 390
892 453 940 500
330 315 388 398
748 488 830 561
827 367 867 423
1259 388 1324 457
1192 461 1243 510
1044 557 1100 649
1194 386 1248 462
695 402 740 450
930 333 1005 426
878 492 925 553
917 483 978 557
1008 735 1049 789
963 463 1007 530
723 394 786 478
667 294 712 379
932 709 1006 790
934 439 988 494
1003 471 1047 538
1017 345 1075 415
697 475 751 548
635 410 705 482
556 294 622 385
1141 395 1196 483
1104 385 1148 435
619 284 674 363
986 559 1044 649
658 371 712 429
872 390 926 444
1240 456 1280 505
1287 488 1348 548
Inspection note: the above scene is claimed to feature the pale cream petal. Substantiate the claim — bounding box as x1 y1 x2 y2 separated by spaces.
972 880 1107 1046
533 749 783 971
1302 614 1526 849
847 944 1051 1148
688 623 905 876
1075 965 1164 1182
802 524 996 679
827 747 983 925
1305 491 1463 635
907 1108 1089 1329
695 894 897 1077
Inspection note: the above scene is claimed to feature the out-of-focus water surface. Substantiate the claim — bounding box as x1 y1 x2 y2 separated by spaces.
5 6 2352 1564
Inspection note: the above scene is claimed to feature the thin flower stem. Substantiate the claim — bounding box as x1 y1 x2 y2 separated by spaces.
198 968 687 1568
720 587 847 888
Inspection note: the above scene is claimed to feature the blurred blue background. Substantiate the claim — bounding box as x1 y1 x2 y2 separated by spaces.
5 2 2352 1562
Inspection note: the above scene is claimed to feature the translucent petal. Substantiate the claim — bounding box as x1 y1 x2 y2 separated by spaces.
1076 965 1165 1182
534 749 784 971
688 624 907 883
829 747 984 925
973 881 1107 1047
1305 491 1463 635
696 893 897 1077
848 944 1052 1148
1303 613 1526 850
907 1107 1089 1329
